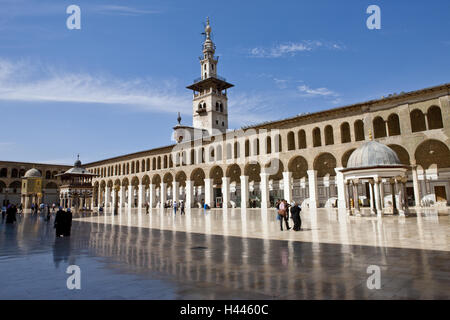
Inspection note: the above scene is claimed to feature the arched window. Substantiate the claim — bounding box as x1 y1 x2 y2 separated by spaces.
169 155 173 167
266 136 272 154
427 106 443 130
136 161 140 173
215 102 219 111
387 114 401 136
0 168 7 177
340 122 351 143
298 130 306 149
354 120 365 141
146 159 150 171
254 138 260 155
219 104 223 112
164 155 168 168
157 157 161 169
11 169 18 178
410 109 426 132
312 128 321 147
216 145 222 162
209 146 215 161
234 142 240 159
152 158 156 170
287 131 295 150
373 116 387 138
190 149 195 165
245 139 250 157
325 125 334 145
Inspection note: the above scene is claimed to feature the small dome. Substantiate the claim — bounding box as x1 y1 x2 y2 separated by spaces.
74 159 82 168
347 140 401 168
24 168 41 178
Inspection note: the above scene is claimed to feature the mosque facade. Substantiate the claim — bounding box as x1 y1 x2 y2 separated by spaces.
0 20 449 213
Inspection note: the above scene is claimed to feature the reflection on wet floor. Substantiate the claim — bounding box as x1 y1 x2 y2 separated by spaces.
0 209 449 299
79 207 449 251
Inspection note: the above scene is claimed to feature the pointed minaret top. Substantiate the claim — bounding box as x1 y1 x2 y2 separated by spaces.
205 17 211 39
177 112 182 125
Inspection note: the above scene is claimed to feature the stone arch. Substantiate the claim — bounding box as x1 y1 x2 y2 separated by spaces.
298 129 306 149
9 180 21 189
415 139 450 170
175 171 187 187
373 116 387 138
264 158 284 180
387 114 401 136
226 164 242 183
427 105 443 130
410 109 426 132
324 125 334 145
314 153 337 177
121 177 129 186
341 148 356 168
11 168 19 178
388 144 410 166
163 172 173 187
190 168 205 186
288 156 308 179
131 176 139 187
152 174 161 186
0 180 6 192
312 127 321 147
142 175 150 187
209 166 224 185
341 122 351 143
244 163 260 183
287 131 295 150
107 180 113 188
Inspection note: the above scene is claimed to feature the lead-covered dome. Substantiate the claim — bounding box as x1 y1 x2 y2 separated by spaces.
347 140 401 168
24 168 41 178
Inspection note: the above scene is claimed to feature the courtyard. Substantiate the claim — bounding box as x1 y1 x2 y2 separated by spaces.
1 208 448 299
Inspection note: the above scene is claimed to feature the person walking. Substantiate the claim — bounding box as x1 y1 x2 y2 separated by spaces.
145 202 149 215
54 207 65 237
64 208 72 237
291 202 302 231
278 199 291 231
173 200 178 215
180 200 185 215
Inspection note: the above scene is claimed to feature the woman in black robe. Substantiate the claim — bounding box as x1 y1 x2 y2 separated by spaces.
54 208 65 237
291 202 302 231
5 205 17 224
63 208 72 237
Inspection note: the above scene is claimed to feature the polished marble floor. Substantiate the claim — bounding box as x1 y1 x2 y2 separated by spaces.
0 208 449 299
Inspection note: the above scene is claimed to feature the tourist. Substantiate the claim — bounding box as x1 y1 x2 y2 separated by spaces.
145 202 149 214
180 200 185 215
46 204 51 221
173 200 178 215
5 204 17 224
291 202 302 231
64 208 72 237
1 205 6 220
278 199 290 231
54 207 65 237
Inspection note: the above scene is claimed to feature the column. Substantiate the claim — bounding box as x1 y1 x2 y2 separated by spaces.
105 186 110 210
307 170 318 208
160 182 166 208
185 180 193 209
260 172 270 209
390 178 398 214
335 168 346 209
138 184 144 209
240 175 249 208
204 178 213 207
97 188 102 210
282 171 292 204
119 186 124 208
111 188 117 214
346 181 352 210
149 184 155 208
379 180 385 209
222 177 230 209
402 177 409 213
369 180 375 215
411 165 421 207
397 178 405 216
127 185 132 209
353 179 360 215
374 178 382 215
173 180 179 204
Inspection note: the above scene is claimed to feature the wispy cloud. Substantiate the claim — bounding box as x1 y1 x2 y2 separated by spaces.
91 5 161 16
0 58 190 114
297 84 336 97
249 41 344 58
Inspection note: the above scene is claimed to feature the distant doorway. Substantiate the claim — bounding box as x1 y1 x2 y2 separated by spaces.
434 186 447 202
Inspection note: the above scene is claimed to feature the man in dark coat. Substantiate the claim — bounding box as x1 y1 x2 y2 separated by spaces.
63 208 72 237
5 204 17 224
291 202 302 231
54 207 65 237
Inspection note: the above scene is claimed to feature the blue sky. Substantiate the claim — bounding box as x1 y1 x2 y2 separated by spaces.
0 0 449 164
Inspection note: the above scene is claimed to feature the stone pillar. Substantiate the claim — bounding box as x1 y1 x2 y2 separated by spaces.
260 172 270 209
282 171 292 204
111 189 116 213
149 184 155 208
173 180 179 204
353 179 360 215
97 188 102 210
186 180 193 209
127 185 132 209
335 167 346 209
307 170 318 208
222 177 230 208
369 180 375 215
374 178 382 215
346 181 352 210
390 178 398 214
204 178 213 207
105 186 110 210
240 175 249 208
160 182 166 208
138 184 144 209
379 180 385 209
119 186 124 208
411 165 421 207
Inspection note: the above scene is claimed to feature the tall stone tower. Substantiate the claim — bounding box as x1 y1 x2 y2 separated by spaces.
186 18 234 135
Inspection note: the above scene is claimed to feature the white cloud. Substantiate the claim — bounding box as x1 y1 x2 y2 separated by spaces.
297 84 337 97
249 41 344 58
92 5 161 16
0 58 191 114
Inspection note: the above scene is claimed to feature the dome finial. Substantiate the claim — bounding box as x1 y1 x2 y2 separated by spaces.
205 17 211 39
177 112 181 125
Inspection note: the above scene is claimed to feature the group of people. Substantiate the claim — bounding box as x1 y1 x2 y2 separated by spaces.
275 199 302 231
1 204 18 224
54 207 72 237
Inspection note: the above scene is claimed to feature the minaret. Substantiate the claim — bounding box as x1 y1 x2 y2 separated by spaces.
187 18 234 135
